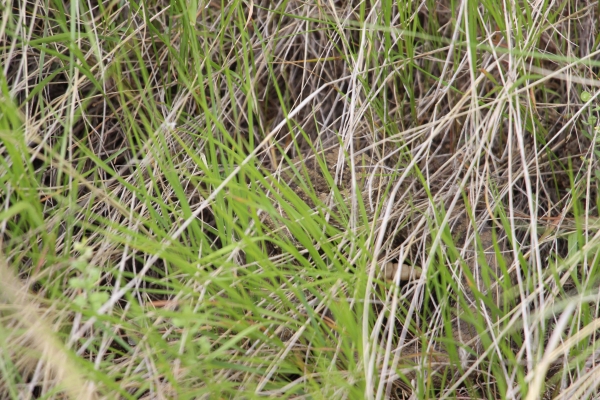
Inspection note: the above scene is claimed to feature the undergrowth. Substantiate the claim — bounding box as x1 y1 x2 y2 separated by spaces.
2 0 600 399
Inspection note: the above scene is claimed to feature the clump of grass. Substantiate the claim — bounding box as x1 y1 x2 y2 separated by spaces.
2 0 600 398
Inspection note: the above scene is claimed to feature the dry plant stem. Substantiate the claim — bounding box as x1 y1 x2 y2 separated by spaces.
0 256 98 400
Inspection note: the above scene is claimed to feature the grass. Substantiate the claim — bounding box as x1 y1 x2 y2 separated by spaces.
3 0 600 398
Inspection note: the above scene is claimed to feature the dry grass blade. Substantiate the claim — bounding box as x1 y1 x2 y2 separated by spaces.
0 256 98 399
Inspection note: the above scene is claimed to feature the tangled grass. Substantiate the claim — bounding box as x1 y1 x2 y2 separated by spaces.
3 0 600 398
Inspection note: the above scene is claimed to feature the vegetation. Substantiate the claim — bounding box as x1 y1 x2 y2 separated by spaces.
2 0 600 398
